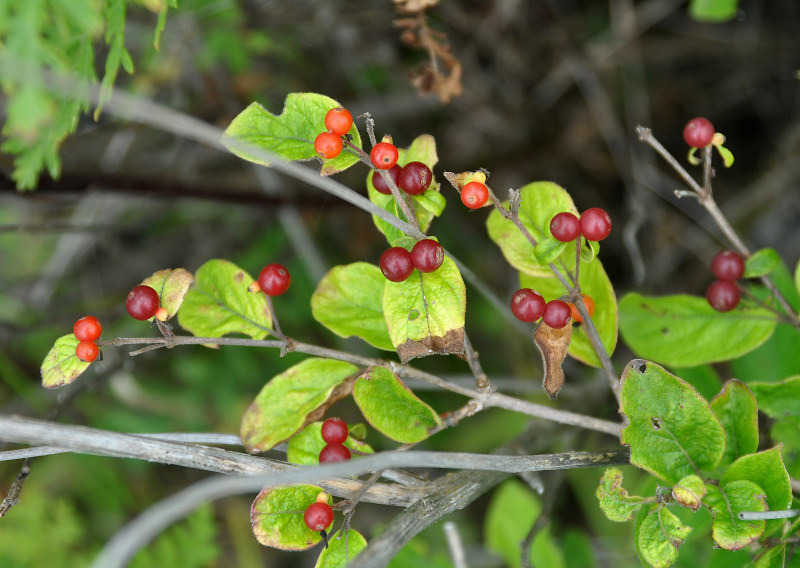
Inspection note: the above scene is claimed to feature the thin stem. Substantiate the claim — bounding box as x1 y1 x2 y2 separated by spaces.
463 334 490 391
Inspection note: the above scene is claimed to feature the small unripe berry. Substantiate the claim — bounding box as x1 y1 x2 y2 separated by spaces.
683 117 715 148
258 264 291 296
324 107 353 136
379 247 414 282
711 250 745 282
314 131 343 160
76 340 99 363
73 316 102 342
510 289 546 323
543 300 571 328
580 208 612 241
549 212 581 242
304 502 334 532
126 285 160 320
370 142 399 170
321 418 349 445
319 443 351 463
706 280 740 312
410 239 444 273
461 181 489 209
568 295 595 323
397 162 433 195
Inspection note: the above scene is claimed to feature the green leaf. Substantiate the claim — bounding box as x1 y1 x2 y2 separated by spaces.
130 504 220 568
315 529 368 568
730 323 800 384
286 421 374 465
634 504 691 568
755 544 787 568
250 484 330 550
561 530 599 568
721 447 793 535
177 259 272 340
534 237 568 266
352 366 441 443
715 144 735 167
311 262 393 351
40 334 91 388
704 481 766 550
619 360 725 484
485 479 565 568
141 268 194 320
749 376 800 418
486 181 578 277
689 0 740 22
671 475 707 511
240 358 358 452
744 248 781 278
520 253 617 367
382 255 466 363
596 468 647 522
580 238 600 264
222 94 363 176
710 380 759 469
619 293 778 367
795 259 800 300
367 134 441 243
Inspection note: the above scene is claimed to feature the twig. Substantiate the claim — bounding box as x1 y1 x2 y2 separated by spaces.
443 522 468 568
738 509 799 521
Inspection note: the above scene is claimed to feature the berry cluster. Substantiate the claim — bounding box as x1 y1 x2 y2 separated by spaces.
706 250 744 312
73 315 102 362
313 107 353 160
318 418 351 463
379 239 444 282
510 289 573 329
549 207 612 243
372 161 433 196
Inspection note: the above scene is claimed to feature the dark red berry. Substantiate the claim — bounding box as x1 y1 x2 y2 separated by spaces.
683 117 715 148
379 247 414 282
314 131 343 160
543 300 571 328
76 340 99 363
324 107 353 136
510 289 546 323
397 162 432 195
371 165 402 195
73 316 102 342
319 443 351 463
321 418 349 445
258 263 291 296
410 239 444 273
580 208 612 241
126 285 160 321
711 251 745 282
461 181 489 209
549 212 581 242
706 280 740 312
370 142 399 170
304 502 334 532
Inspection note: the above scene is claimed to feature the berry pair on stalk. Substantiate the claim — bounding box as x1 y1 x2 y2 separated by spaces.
550 208 612 243
511 289 571 329
379 239 444 282
318 417 351 464
314 107 354 160
73 316 102 362
706 250 745 312
371 161 432 196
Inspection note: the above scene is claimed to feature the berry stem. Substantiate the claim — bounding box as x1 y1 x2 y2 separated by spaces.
378 168 422 234
264 295 289 356
637 125 800 332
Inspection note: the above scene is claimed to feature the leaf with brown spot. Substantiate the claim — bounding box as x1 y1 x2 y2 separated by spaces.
533 320 572 398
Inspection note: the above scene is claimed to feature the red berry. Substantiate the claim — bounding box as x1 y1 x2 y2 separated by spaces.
258 263 291 296
568 295 595 323
580 208 612 241
711 250 745 282
76 340 99 363
126 285 160 320
379 247 414 282
304 502 334 532
410 239 444 273
371 165 402 195
706 280 740 312
461 181 489 209
321 418 349 445
683 117 715 148
511 289 546 323
543 300 571 328
370 142 399 170
314 131 343 160
549 212 581 242
319 443 351 463
324 107 353 136
397 162 433 195
73 316 102 342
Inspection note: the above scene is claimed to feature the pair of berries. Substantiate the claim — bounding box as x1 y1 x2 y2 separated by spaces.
318 417 351 464
706 250 744 312
73 316 102 362
379 239 444 282
372 161 433 196
249 263 291 296
313 107 354 160
550 208 612 243
510 289 593 329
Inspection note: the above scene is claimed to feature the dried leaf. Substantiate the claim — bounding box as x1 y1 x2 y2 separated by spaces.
393 0 440 13
533 321 573 398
